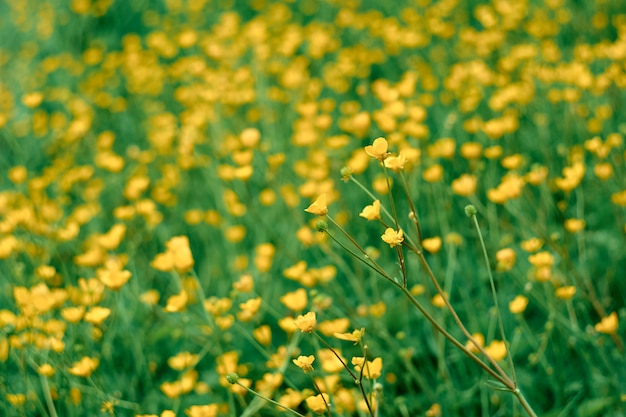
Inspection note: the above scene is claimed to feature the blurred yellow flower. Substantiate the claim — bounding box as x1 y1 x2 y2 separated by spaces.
451 174 477 196
292 355 315 373
564 218 586 233
465 333 485 354
484 340 507 361
306 393 330 414
555 286 576 300
69 356 99 377
381 228 404 248
164 290 188 312
280 288 308 312
594 312 619 335
508 295 529 314
422 236 442 254
496 248 516 271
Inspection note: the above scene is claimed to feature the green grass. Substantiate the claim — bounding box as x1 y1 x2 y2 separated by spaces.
0 0 625 416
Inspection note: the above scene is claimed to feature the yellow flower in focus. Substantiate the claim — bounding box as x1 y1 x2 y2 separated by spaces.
294 311 317 333
422 236 442 254
69 356 99 377
359 200 381 221
594 312 619 335
381 228 403 248
292 355 315 373
304 194 328 216
508 295 529 314
306 393 330 414
384 152 407 170
364 137 389 160
351 356 382 379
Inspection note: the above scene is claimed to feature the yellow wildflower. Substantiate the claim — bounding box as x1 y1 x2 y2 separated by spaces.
306 393 330 414
364 137 389 161
334 327 365 344
359 200 381 221
304 194 328 216
594 312 619 335
292 355 315 373
381 228 404 248
69 356 99 377
294 311 317 333
508 295 529 314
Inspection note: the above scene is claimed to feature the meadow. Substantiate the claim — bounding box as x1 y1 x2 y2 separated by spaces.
1 0 625 416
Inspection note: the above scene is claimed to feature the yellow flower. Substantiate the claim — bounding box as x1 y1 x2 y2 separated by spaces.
306 393 330 414
69 356 99 377
364 137 389 160
84 306 111 325
508 295 529 314
334 327 365 344
280 288 308 311
384 152 407 170
304 194 328 216
555 286 576 300
484 340 507 361
496 248 516 271
451 174 477 196
594 312 619 335
465 333 485 354
164 290 188 312
351 356 382 379
359 200 381 221
185 404 218 417
294 311 317 333
292 355 315 373
564 218 586 233
422 236 442 254
381 228 403 248
422 164 443 182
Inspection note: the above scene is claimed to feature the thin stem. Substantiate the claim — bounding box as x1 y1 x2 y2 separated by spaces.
398 171 423 245
470 212 517 386
313 332 374 416
233 382 307 417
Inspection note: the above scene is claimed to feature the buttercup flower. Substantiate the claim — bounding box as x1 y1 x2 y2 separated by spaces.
292 355 315 373
594 312 619 335
306 393 330 414
304 194 328 216
364 137 390 161
294 311 317 333
359 200 381 221
381 228 403 248
334 327 365 344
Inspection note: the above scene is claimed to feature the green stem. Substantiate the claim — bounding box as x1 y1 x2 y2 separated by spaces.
470 212 517 386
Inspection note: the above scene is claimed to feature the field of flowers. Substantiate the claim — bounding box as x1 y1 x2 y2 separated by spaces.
1 0 626 416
